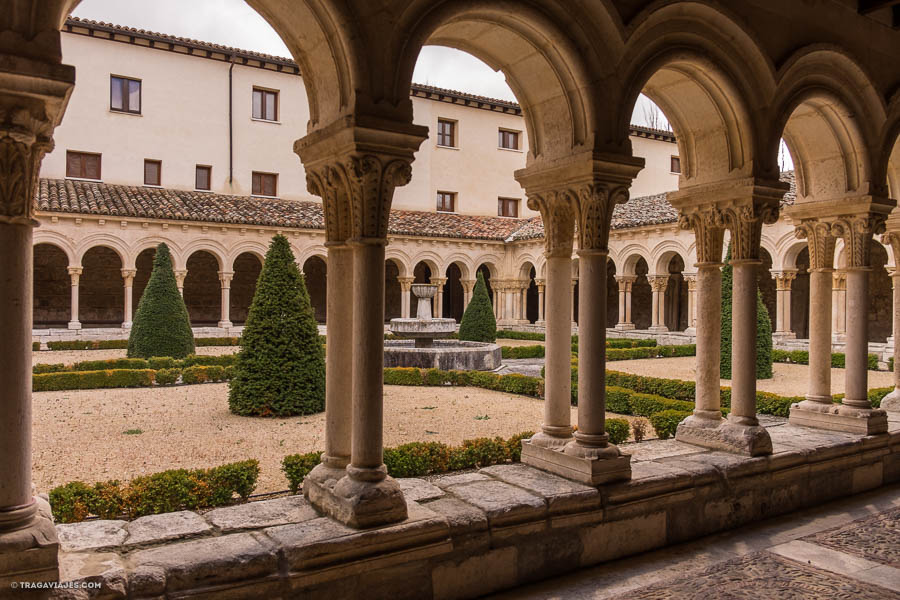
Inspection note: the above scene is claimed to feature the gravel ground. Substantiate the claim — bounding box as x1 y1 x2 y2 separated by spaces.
496 339 545 347
33 346 238 366
609 356 895 396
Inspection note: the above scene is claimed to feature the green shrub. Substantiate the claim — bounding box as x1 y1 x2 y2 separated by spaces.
496 330 545 341
384 367 424 386
384 442 453 478
128 243 195 359
458 271 497 342
181 354 237 368
96 340 130 350
91 481 126 520
72 358 149 372
155 368 181 385
33 341 40 351
629 393 694 418
449 437 510 470
501 345 545 359
505 431 534 461
48 482 94 523
148 356 177 370
207 460 260 502
606 386 633 414
33 369 155 392
229 235 325 417
33 363 66 374
868 387 892 408
606 339 658 348
467 371 502 391
755 391 800 418
497 373 543 397
182 365 227 384
720 244 773 379
773 350 880 371
281 451 323 494
650 410 691 440
606 418 630 444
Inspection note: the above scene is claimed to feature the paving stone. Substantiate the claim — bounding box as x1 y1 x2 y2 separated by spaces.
479 463 601 514
124 510 212 546
433 472 491 489
205 495 319 532
444 479 546 526
803 506 900 568
56 520 127 552
128 532 277 592
426 497 489 537
57 551 128 598
397 478 445 502
604 460 696 504
624 439 705 463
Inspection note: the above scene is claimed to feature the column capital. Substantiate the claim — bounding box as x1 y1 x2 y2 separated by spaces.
218 270 234 284
832 270 848 289
121 268 137 283
794 219 838 270
430 277 448 286
297 121 427 243
771 270 798 290
397 276 415 292
527 191 575 258
832 214 887 268
647 274 669 292
67 266 83 277
174 269 188 285
534 278 545 287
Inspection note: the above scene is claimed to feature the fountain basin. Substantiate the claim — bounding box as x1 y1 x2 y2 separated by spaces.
389 318 457 347
384 339 501 371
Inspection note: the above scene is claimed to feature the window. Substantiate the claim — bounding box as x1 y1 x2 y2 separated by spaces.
437 119 456 147
143 160 161 186
498 197 519 217
252 88 278 121
252 171 278 196
498 129 520 150
110 76 141 114
670 155 681 174
66 151 101 180
436 191 456 212
195 165 212 191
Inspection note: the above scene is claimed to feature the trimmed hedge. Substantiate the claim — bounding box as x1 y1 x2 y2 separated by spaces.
506 343 694 361
47 339 130 351
459 271 497 342
772 349 880 371
606 418 630 445
282 432 535 494
33 353 236 375
33 342 40 351
496 330 545 341
383 367 544 397
49 459 260 523
502 345 545 359
650 410 692 439
33 369 156 392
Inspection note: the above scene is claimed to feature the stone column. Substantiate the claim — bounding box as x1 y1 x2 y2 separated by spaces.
772 271 797 337
0 56 75 587
217 270 233 329
881 250 900 411
625 276 635 326
832 271 847 341
683 274 697 335
175 269 188 296
614 275 636 330
571 278 578 326
432 277 447 319
298 125 426 528
397 277 414 319
460 279 475 310
648 275 668 332
67 266 82 329
121 268 136 328
535 278 545 324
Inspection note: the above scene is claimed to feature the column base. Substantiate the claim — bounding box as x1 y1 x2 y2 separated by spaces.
648 326 669 333
521 439 631 485
881 388 900 413
0 497 59 593
683 327 696 336
614 323 636 331
789 401 889 435
303 465 407 529
121 321 132 329
217 320 233 329
675 414 772 456
535 320 546 327
67 321 81 330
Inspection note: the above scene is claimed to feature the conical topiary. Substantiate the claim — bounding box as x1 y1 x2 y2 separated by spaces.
127 243 195 359
720 243 774 379
228 235 325 416
459 271 497 342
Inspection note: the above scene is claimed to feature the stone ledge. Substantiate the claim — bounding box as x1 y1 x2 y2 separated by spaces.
49 420 900 599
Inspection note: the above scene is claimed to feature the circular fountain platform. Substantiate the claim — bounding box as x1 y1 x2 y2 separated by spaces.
384 339 501 371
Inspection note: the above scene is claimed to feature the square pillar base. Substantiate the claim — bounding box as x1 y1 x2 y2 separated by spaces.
614 323 636 331
520 440 631 485
675 416 772 456
0 498 59 594
789 402 889 435
881 389 900 413
67 321 81 330
303 465 408 529
218 320 233 329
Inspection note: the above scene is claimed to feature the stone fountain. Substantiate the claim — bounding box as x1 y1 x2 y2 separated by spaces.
385 283 501 370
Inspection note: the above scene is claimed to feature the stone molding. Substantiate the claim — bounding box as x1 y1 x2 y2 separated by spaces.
832 271 847 291
573 183 630 252
723 203 780 261
772 270 797 290
676 208 725 264
831 215 887 269
795 219 837 270
527 190 575 258
647 275 669 292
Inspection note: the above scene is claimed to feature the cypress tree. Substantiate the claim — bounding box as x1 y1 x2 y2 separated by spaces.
720 243 774 379
459 271 497 342
228 235 325 416
127 243 194 359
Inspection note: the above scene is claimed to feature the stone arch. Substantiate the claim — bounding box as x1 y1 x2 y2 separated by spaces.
413 260 435 284
75 236 128 269
132 247 157 317
302 255 328 323
770 48 885 202
296 244 329 269
631 256 652 330
518 261 538 325
231 252 263 325
183 250 221 325
128 238 183 272
881 92 900 198
651 246 687 277
32 232 75 266
384 250 411 278
227 242 268 271
79 245 124 327
619 249 651 277
791 246 811 339
476 262 497 304
178 241 226 272
781 239 811 272
442 257 472 281
385 259 403 321
33 243 71 328
442 262 464 322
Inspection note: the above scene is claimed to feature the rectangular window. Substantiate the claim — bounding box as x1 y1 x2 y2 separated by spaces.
110 76 141 114
143 159 161 186
437 119 456 147
252 171 278 196
498 129 520 150
498 197 519 217
252 88 278 121
195 165 211 191
670 155 681 174
66 151 101 180
436 191 456 212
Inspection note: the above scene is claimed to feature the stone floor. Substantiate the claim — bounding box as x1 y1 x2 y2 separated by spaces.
487 483 900 599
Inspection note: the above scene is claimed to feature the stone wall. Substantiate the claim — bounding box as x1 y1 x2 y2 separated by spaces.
183 251 220 325
79 246 123 325
303 255 327 323
34 243 70 326
231 253 262 324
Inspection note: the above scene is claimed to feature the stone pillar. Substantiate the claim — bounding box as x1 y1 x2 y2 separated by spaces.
614 275 636 330
432 277 447 319
122 268 136 328
772 271 797 338
460 279 475 311
648 275 668 332
298 124 426 528
217 270 233 329
881 253 900 411
0 55 75 588
683 274 697 335
397 276 414 319
571 278 578 326
519 161 642 484
175 269 188 296
67 266 82 329
833 271 847 341
535 278 545 324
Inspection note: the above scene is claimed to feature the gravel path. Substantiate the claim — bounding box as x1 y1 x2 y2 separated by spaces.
608 356 895 396
497 339 545 347
33 346 237 366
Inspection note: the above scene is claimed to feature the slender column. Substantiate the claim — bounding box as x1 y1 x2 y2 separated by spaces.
648 275 668 332
881 264 900 412
571 278 578 326
460 279 475 310
397 276 414 319
625 278 634 324
67 266 82 329
175 269 188 296
535 279 545 324
122 268 136 328
844 267 870 407
730 258 761 420
432 277 447 318
772 271 797 337
614 275 637 330
616 276 627 325
322 244 353 472
217 270 233 328
833 271 847 341
683 274 697 334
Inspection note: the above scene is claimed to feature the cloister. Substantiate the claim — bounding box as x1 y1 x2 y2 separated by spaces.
3 1 900 597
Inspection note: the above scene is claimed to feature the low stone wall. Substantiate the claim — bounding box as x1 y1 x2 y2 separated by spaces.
54 416 900 599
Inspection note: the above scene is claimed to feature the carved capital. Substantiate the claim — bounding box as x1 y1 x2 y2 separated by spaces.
677 207 725 264
794 220 836 270
683 274 698 291
723 203 779 261
218 270 234 286
0 104 56 226
67 266 82 284
648 275 669 292
882 231 900 267
831 214 887 268
174 270 188 286
121 268 137 284
397 276 415 292
832 271 847 290
527 191 575 258
572 183 629 252
771 271 797 290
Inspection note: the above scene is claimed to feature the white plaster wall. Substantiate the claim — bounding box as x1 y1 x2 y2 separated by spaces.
630 136 680 198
